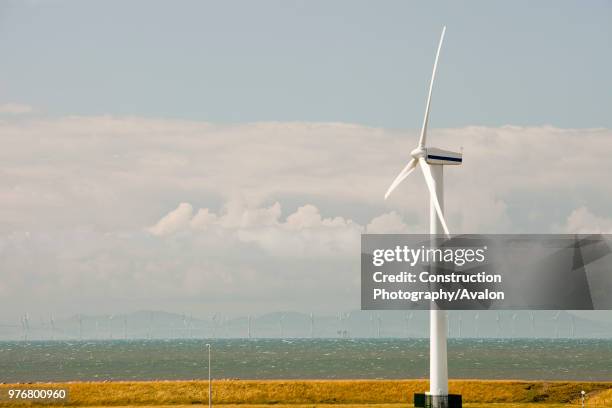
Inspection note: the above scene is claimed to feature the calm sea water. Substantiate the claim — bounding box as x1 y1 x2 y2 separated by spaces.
1 338 611 383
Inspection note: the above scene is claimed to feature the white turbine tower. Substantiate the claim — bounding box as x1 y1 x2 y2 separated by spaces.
384 26 462 408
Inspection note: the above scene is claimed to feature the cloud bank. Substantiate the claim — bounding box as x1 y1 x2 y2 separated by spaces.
1 116 612 319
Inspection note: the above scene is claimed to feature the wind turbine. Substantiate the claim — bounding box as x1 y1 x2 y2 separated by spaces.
50 315 56 341
384 26 462 408
279 314 285 339
343 312 351 338
552 311 560 339
21 313 30 341
211 313 218 339
123 315 128 340
408 312 414 338
404 313 411 337
369 313 375 337
148 312 153 340
310 313 314 339
188 314 194 339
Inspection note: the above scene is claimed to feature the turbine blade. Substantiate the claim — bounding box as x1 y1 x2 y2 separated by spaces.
418 26 446 147
384 158 418 200
419 158 450 237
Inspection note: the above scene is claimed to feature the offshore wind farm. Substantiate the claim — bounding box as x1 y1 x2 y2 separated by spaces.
4 310 612 341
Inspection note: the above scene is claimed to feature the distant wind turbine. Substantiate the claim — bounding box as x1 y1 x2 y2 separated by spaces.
148 312 153 340
408 312 414 338
211 313 218 339
123 315 128 340
345 312 351 338
553 311 560 338
21 313 30 341
310 313 314 339
109 315 114 339
247 315 252 339
405 312 413 337
50 315 56 341
370 313 375 337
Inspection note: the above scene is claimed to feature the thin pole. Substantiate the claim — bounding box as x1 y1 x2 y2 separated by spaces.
429 164 448 399
206 343 212 408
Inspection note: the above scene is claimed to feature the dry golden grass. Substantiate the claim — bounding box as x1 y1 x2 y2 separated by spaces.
586 389 612 406
0 380 611 407
46 405 610 408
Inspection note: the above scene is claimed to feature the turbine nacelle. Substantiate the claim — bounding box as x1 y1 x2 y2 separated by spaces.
410 147 462 166
424 147 462 166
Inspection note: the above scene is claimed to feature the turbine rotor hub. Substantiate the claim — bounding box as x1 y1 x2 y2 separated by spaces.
411 147 426 159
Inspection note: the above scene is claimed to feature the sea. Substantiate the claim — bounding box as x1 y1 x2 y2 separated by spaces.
1 338 611 383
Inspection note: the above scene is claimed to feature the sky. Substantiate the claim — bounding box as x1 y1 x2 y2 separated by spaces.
0 1 611 322
0 0 611 127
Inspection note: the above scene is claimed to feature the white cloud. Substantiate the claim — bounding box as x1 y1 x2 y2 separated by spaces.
563 206 612 234
366 211 412 234
0 102 34 115
148 202 193 236
190 208 218 230
148 201 365 259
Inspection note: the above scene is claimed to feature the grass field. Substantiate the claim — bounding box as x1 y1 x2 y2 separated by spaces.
1 380 611 407
33 405 608 408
